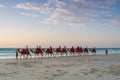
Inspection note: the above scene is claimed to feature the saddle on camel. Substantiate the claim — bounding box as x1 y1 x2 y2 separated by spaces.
35 46 43 53
61 46 67 56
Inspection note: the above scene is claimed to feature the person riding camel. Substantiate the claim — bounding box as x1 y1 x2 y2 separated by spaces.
25 45 29 54
57 46 61 52
21 45 29 54
62 46 67 52
76 46 80 51
50 46 53 53
35 45 42 53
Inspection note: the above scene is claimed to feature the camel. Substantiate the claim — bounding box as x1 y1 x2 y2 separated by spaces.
83 47 89 55
69 46 75 56
75 46 82 56
61 46 68 56
30 49 43 58
43 48 54 57
54 46 63 57
16 49 32 59
91 47 96 55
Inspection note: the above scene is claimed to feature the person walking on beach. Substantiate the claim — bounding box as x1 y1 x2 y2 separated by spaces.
16 50 18 60
105 48 108 56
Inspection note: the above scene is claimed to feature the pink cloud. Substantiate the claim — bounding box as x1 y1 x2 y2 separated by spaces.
15 0 120 26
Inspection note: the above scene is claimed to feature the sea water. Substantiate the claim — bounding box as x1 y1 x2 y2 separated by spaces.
0 48 120 58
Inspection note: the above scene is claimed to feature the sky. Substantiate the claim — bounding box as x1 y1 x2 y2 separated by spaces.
0 0 120 48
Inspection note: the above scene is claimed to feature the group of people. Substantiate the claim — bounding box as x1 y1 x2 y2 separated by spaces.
16 45 108 60
16 46 29 60
35 45 43 53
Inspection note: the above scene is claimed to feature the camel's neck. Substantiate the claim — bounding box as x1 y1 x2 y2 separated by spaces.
17 49 21 53
42 49 46 53
31 50 35 53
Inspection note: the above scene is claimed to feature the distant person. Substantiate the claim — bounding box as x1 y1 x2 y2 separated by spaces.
92 47 96 55
105 48 108 56
16 50 18 60
25 45 29 53
50 46 53 53
21 45 29 54
50 46 52 50
35 45 40 53
35 45 42 53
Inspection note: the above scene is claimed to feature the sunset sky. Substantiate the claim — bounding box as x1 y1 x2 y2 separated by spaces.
0 0 120 48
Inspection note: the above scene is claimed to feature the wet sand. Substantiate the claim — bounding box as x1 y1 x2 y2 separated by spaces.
0 54 120 80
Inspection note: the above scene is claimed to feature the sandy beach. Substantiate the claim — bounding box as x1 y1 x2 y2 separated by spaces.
0 54 120 80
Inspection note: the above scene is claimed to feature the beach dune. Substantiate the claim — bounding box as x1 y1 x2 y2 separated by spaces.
0 54 120 80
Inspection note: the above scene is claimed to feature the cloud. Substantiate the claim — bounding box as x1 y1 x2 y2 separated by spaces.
20 12 38 17
15 2 53 14
109 17 120 27
73 0 119 9
15 3 40 10
15 0 120 26
0 5 4 8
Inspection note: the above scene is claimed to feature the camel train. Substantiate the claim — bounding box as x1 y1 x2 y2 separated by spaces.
16 46 96 59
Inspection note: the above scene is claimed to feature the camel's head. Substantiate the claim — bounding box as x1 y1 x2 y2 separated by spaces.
16 49 20 53
30 49 33 52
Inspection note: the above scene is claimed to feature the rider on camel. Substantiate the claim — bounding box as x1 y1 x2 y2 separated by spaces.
21 45 29 54
62 46 67 52
35 45 42 53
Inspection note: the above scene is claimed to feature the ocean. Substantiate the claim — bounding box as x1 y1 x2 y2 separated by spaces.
0 48 120 57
